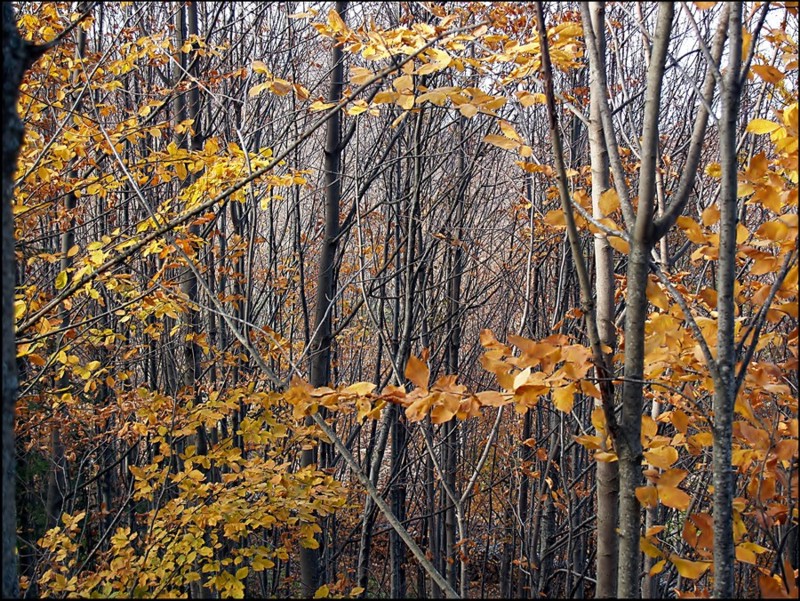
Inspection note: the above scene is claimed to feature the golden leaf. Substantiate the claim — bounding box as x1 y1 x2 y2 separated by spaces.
669 555 711 579
746 119 781 135
598 188 619 215
657 484 691 510
476 391 509 407
484 134 520 151
552 383 575 413
751 64 784 85
636 486 659 508
643 445 678 469
640 536 663 558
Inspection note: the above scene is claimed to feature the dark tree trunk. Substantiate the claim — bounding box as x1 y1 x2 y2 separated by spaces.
2 4 45 597
301 1 348 594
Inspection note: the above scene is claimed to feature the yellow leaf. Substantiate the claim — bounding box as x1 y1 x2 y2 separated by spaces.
599 188 619 215
235 567 249 580
756 220 789 242
393 75 413 94
251 60 270 75
701 204 720 226
694 2 716 9
636 486 659 508
591 406 606 434
595 450 618 462
314 584 330 598
552 383 575 413
517 91 546 107
430 400 457 424
498 120 522 142
676 216 706 243
248 83 269 98
751 64 784 85
476 390 509 407
650 559 667 576
459 103 478 118
513 367 532 391
746 119 781 135
669 555 711 579
405 355 429 390
346 104 368 116
657 484 691 510
55 270 68 290
671 409 689 434
309 100 336 111
735 544 756 564
397 94 415 110
646 276 669 311
350 587 365 596
644 445 678 469
344 382 376 396
544 209 566 227
405 395 432 422
350 66 373 86
607 235 630 254
640 536 663 558
484 133 519 151
327 9 346 33
657 468 688 488
28 354 46 367
704 162 722 177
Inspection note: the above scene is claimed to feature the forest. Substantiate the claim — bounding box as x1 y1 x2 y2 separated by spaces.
0 1 797 599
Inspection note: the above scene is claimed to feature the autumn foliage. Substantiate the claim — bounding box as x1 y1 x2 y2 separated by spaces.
7 1 798 599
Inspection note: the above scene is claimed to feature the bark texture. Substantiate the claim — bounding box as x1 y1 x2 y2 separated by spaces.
2 4 37 598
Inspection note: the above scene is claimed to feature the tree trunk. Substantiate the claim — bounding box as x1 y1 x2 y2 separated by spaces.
712 5 743 598
586 5 619 597
301 2 347 594
1 4 30 596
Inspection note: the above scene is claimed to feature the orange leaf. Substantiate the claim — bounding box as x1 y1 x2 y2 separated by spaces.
646 276 669 311
658 485 691 510
640 536 663 558
751 64 784 85
405 355 429 390
636 486 659 508
671 409 690 434
644 445 678 469
476 390 509 407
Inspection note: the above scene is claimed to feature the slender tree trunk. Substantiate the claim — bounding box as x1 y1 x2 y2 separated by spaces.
301 2 347 594
586 6 619 598
713 5 743 598
616 6 673 597
445 116 467 595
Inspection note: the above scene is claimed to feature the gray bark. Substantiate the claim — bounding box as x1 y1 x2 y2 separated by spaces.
712 4 743 598
586 5 619 597
615 6 673 597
